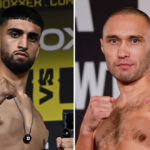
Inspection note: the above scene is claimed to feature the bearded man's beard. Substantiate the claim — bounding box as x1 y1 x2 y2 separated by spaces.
1 49 35 74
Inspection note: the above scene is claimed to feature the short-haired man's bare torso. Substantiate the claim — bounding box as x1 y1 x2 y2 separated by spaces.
95 96 150 150
0 97 48 150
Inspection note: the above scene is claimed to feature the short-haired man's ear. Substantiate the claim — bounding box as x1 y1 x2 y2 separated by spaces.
100 38 104 53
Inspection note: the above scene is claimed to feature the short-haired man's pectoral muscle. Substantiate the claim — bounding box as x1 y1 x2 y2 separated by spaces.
94 99 150 150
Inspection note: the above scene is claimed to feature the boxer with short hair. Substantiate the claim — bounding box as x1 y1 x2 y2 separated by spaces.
0 5 48 150
76 7 150 150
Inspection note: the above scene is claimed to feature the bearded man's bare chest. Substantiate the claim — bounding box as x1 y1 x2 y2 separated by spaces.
95 100 150 150
0 100 48 150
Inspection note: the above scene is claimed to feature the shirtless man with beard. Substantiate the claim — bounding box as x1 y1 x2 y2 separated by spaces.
76 7 150 150
0 5 48 150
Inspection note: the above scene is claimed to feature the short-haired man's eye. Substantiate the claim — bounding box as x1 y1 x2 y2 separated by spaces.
110 39 117 44
28 35 38 42
29 37 38 42
132 39 139 43
10 31 20 38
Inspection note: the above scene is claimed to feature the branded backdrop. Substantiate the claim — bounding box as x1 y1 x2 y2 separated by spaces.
0 1 73 150
75 0 150 141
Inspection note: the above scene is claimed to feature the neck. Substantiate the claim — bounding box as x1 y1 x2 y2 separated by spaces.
117 71 150 106
0 61 29 94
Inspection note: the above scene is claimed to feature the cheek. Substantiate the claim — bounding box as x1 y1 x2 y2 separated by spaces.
104 51 116 64
2 37 17 47
103 44 118 57
134 52 150 69
1 40 12 52
105 54 116 71
103 45 118 65
29 44 39 56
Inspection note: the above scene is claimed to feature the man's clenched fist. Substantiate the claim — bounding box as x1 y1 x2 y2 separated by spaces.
80 96 114 134
0 77 16 104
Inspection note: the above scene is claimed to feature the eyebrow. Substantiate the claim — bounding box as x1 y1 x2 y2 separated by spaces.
129 35 144 39
8 28 23 34
8 28 40 37
105 35 144 39
105 35 118 39
28 32 40 38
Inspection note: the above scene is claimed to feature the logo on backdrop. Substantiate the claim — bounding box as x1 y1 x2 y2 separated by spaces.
76 0 94 32
40 28 73 51
0 0 73 8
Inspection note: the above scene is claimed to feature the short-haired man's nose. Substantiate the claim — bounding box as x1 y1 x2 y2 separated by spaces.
18 35 28 50
117 42 129 58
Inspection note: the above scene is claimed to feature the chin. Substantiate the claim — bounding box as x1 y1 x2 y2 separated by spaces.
116 75 138 84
